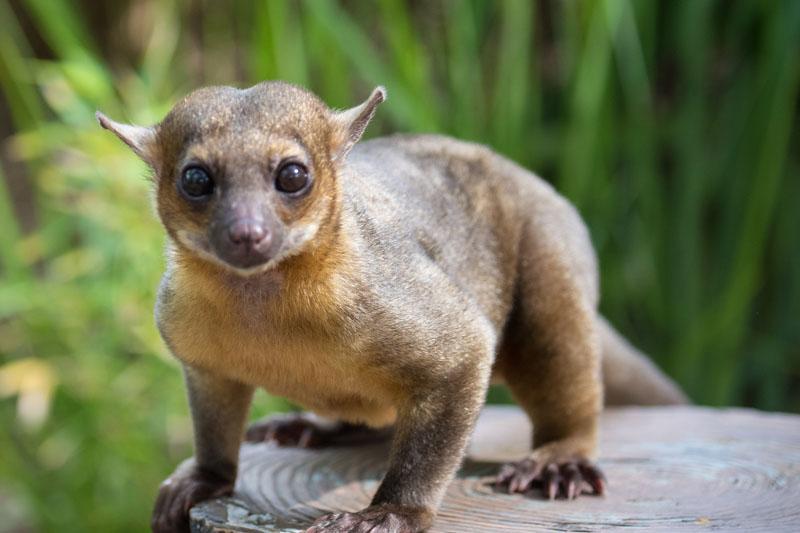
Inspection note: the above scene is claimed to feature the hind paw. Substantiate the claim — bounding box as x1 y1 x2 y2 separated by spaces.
246 413 392 448
495 457 605 500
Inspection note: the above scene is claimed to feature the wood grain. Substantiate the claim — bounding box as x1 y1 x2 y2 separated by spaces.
190 406 800 532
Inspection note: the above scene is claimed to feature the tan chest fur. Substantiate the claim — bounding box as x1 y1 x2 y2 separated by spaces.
158 256 400 427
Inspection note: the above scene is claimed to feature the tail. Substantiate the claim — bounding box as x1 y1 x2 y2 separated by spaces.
599 316 689 406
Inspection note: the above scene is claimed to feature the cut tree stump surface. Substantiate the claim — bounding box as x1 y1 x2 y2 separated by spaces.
190 406 800 532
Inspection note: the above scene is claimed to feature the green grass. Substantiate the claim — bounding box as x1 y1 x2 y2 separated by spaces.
1 1 798 531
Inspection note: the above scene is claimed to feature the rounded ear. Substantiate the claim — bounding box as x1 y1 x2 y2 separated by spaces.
96 111 157 166
331 86 386 160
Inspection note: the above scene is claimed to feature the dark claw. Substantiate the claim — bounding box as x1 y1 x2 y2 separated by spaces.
562 463 582 500
501 458 542 494
494 458 605 500
495 463 517 487
543 463 560 500
578 460 607 495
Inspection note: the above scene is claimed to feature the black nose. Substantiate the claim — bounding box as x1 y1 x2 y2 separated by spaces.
227 219 269 247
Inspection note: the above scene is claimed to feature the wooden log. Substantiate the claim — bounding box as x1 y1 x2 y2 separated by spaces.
190 406 800 532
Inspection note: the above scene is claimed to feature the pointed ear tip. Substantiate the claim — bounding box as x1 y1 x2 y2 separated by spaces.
95 110 111 129
373 86 387 102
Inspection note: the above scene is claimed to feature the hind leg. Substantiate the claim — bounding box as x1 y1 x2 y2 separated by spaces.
494 236 605 499
246 413 393 448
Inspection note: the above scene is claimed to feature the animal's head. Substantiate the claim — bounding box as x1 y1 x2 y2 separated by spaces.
97 81 385 275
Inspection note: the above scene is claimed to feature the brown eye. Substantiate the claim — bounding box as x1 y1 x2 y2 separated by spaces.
275 162 310 194
180 166 214 199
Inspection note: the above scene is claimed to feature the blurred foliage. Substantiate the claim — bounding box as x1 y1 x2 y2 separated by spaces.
0 0 799 531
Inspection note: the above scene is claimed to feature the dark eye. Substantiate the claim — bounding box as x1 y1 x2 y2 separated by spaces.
275 162 310 194
180 166 215 199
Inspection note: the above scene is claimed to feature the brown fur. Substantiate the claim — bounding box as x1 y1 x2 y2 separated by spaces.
98 81 687 533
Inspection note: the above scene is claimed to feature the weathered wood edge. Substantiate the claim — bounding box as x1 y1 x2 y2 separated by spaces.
190 405 800 533
190 497 301 533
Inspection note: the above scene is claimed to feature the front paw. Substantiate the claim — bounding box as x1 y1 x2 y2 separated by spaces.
306 504 433 533
495 456 606 500
151 461 234 533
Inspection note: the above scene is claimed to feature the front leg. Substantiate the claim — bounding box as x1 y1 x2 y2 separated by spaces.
151 365 254 533
308 355 491 533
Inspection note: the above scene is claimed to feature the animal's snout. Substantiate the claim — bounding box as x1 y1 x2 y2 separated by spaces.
227 219 270 247
211 213 281 270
